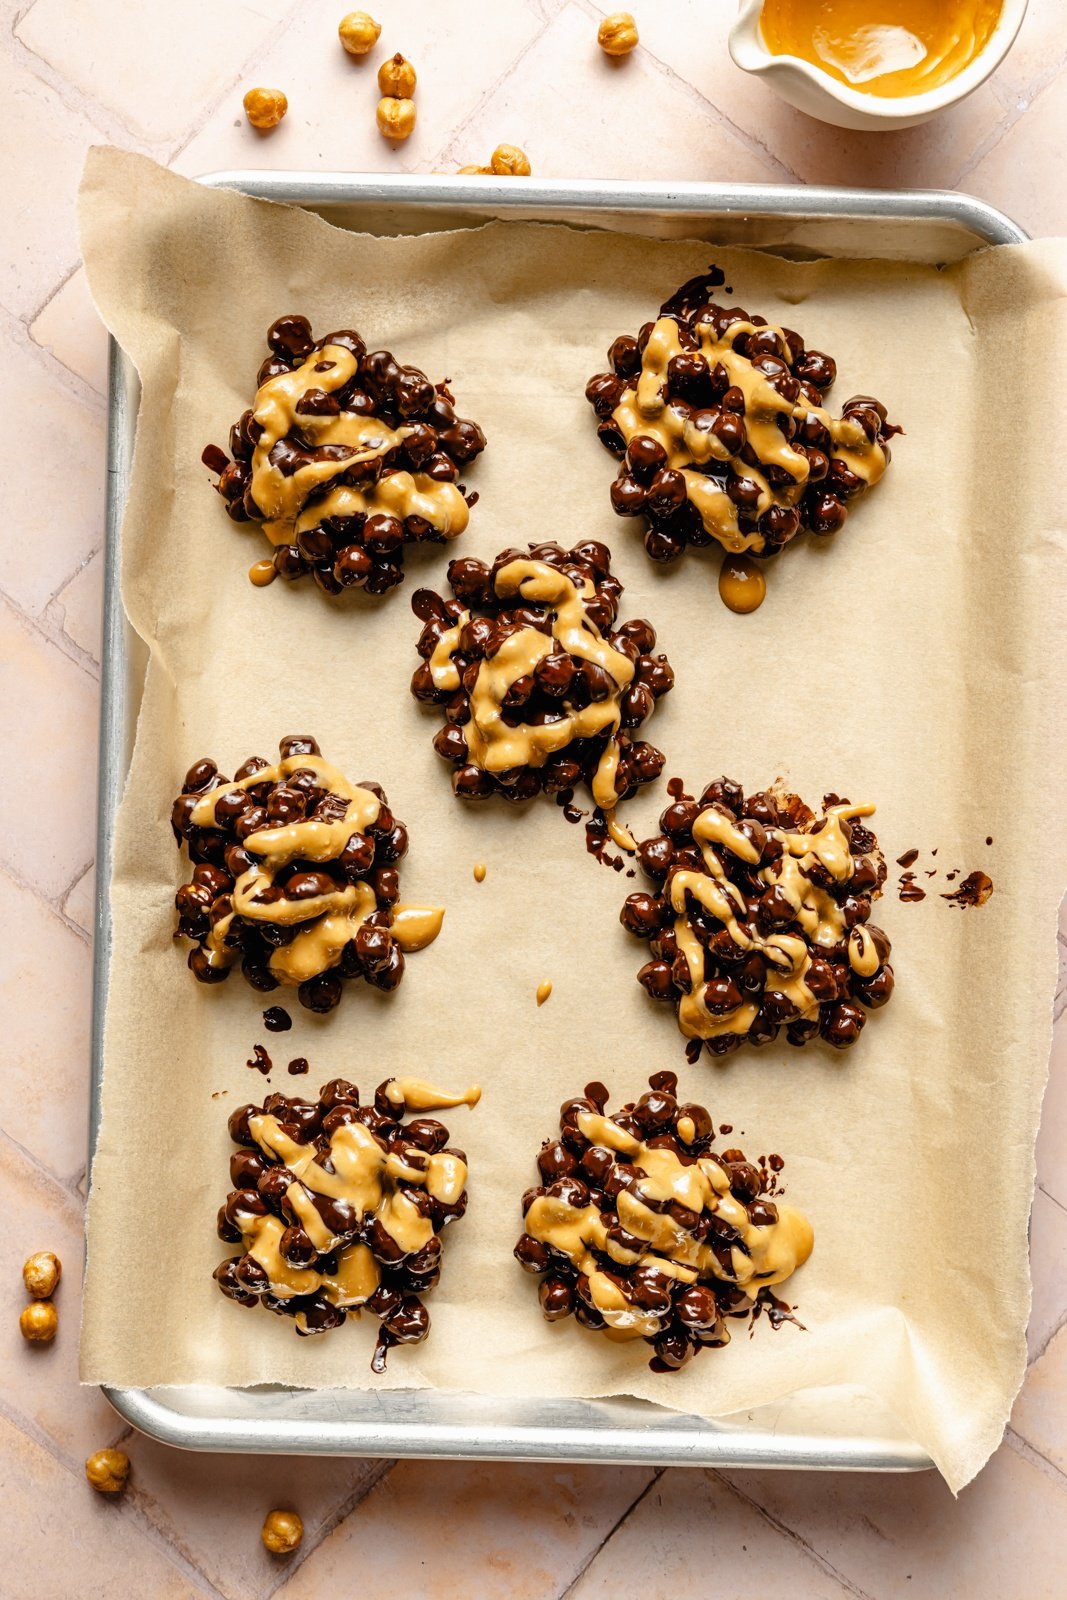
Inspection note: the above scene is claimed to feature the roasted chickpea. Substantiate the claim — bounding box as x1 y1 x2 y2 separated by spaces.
598 11 639 55
243 87 288 130
262 1509 304 1555
23 1251 61 1299
490 144 531 177
377 51 416 97
457 164 492 175
338 10 381 55
376 96 417 140
85 1448 130 1495
20 1300 58 1343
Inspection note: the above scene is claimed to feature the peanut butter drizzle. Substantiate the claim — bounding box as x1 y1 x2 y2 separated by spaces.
249 342 469 547
427 559 636 811
718 552 767 614
671 800 877 1040
613 315 888 555
381 1078 482 1111
390 904 446 952
231 1104 469 1308
524 1111 813 1337
188 755 442 982
536 980 553 1007
248 557 277 587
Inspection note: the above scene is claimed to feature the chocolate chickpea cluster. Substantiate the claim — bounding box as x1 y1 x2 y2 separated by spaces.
515 1072 813 1372
622 781 893 1056
216 1075 478 1369
410 542 674 808
586 272 899 598
172 736 443 1014
202 315 486 597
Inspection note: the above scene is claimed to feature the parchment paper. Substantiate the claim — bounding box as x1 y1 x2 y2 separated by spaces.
78 148 1067 1491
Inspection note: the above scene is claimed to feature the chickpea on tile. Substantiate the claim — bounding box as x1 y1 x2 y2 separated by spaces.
338 10 381 55
598 11 640 56
243 87 288 131
262 1509 304 1555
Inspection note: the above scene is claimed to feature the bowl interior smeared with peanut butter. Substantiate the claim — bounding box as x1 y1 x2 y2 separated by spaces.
759 0 1003 97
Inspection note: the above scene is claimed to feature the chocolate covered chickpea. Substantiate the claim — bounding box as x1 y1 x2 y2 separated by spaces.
622 780 893 1057
202 315 485 597
516 1073 813 1371
410 541 674 819
172 736 444 1014
215 1075 479 1369
587 270 899 610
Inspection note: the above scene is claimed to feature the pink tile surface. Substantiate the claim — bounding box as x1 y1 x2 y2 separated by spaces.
4 1 1067 1594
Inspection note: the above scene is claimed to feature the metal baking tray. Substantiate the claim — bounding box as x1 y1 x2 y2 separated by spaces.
93 173 1027 1466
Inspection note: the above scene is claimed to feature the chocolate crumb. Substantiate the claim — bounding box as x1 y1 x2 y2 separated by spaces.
942 870 994 907
685 1039 702 1065
986 836 993 846
247 1044 272 1075
263 1006 292 1033
896 848 919 868
287 1057 310 1076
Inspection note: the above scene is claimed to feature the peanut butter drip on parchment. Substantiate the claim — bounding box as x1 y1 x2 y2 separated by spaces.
249 343 469 546
232 1101 469 1310
672 801 877 1040
718 553 766 614
381 1078 482 1111
614 316 888 555
427 559 636 811
525 1112 813 1338
189 755 442 983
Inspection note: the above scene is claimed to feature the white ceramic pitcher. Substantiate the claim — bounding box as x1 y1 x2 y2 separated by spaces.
728 0 1029 130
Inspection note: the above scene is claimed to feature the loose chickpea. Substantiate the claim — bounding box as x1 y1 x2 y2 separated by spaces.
377 52 416 97
85 1448 130 1496
490 144 532 177
23 1251 62 1300
243 88 288 131
262 1509 304 1555
376 96 417 141
598 11 639 56
19 1300 58 1343
338 10 381 56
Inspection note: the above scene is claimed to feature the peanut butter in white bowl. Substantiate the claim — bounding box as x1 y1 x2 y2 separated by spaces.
728 0 1028 130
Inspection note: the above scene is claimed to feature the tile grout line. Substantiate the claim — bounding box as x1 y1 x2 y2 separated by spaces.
1006 1424 1067 1492
0 1121 88 1213
955 50 1067 187
576 0 803 183
0 582 102 698
0 582 104 694
713 1469 875 1599
429 3 569 168
164 1 308 170
0 1392 223 1596
0 848 96 950
267 1459 396 1595
1 299 107 416
555 1469 664 1599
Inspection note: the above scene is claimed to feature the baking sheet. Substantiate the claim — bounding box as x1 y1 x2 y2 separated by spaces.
78 148 1067 1492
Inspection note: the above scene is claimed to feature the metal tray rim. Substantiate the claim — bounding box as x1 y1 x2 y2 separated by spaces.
92 171 1028 1467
